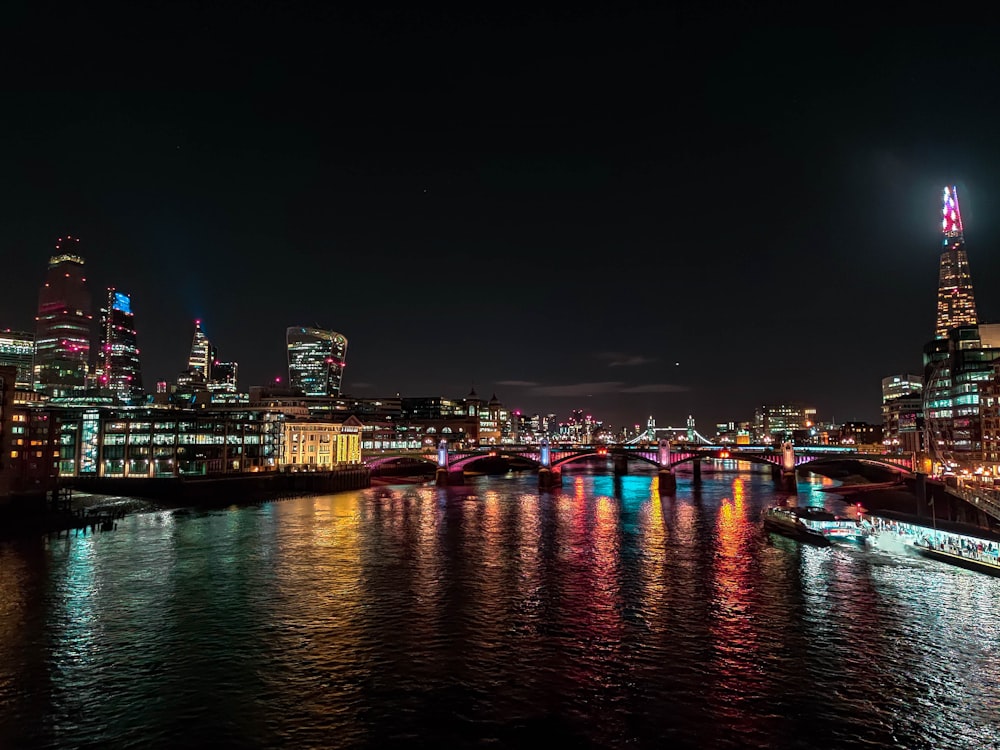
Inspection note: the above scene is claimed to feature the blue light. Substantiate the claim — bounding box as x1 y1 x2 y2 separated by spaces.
112 292 132 314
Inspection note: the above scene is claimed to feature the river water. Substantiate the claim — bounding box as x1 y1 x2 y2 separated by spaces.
1 466 998 749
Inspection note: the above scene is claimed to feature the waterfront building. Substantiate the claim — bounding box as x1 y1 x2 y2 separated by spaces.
479 393 504 445
97 288 143 403
882 393 924 455
0 330 35 389
401 396 466 420
837 421 884 450
286 327 348 397
53 405 267 477
34 240 92 396
281 415 362 468
923 325 1000 468
935 186 979 339
752 404 812 442
0 365 61 500
47 403 367 478
881 375 924 455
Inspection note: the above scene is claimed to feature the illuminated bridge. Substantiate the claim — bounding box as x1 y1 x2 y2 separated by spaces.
364 441 915 493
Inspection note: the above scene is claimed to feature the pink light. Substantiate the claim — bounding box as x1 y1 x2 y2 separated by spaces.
942 185 964 234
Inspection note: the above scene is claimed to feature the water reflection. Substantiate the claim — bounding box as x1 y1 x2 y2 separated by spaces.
1 469 1000 749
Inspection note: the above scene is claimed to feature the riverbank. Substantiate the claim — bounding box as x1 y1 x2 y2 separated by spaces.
0 466 372 541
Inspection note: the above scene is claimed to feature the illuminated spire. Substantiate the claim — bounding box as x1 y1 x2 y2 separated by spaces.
942 185 964 243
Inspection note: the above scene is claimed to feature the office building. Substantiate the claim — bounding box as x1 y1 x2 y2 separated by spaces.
286 327 348 397
881 375 923 455
0 330 35 389
34 239 92 396
97 288 143 403
187 320 212 382
208 361 238 393
935 186 978 339
752 404 812 442
881 374 923 403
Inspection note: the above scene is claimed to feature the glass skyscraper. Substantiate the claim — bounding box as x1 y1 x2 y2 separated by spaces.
34 239 92 396
287 327 348 396
97 288 143 403
935 185 978 339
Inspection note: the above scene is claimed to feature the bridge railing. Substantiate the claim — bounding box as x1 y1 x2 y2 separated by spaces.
943 483 1000 523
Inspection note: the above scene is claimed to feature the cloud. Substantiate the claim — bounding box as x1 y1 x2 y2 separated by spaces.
529 381 689 397
620 384 689 393
495 380 539 387
595 351 655 367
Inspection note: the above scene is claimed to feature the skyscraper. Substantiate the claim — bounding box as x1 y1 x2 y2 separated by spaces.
34 238 92 396
97 288 143 403
0 330 35 389
187 320 212 382
287 327 348 396
935 186 978 339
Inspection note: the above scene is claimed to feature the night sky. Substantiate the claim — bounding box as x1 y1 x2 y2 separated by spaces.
4 12 1000 431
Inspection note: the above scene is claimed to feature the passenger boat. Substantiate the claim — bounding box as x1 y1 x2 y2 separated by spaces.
862 511 1000 577
761 506 866 546
910 541 1000 578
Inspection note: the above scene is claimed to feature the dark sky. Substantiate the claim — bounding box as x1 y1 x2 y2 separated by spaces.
4 11 1000 431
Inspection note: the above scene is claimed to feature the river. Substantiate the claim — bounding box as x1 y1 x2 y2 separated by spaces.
1 465 998 749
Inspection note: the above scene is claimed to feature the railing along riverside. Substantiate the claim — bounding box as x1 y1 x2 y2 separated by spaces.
945 483 1000 523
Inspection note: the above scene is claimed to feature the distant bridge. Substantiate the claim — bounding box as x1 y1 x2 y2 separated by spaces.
364 441 915 492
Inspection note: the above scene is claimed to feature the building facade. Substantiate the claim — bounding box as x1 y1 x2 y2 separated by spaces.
286 327 348 397
186 319 212 383
34 240 92 396
281 416 362 468
48 405 359 478
752 404 811 442
935 186 979 339
0 330 35 390
97 288 143 403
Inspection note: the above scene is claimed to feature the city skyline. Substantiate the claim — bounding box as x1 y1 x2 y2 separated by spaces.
5 17 1000 427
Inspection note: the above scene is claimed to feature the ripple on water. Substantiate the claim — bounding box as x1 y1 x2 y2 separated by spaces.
1 472 999 749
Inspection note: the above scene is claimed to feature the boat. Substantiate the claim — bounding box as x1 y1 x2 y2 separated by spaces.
910 540 1000 578
861 510 1000 577
762 506 867 546
911 542 1000 577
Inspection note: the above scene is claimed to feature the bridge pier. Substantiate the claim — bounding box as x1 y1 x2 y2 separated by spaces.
658 469 676 495
613 453 628 477
435 467 465 486
778 441 797 494
779 470 797 494
691 459 701 486
538 467 562 490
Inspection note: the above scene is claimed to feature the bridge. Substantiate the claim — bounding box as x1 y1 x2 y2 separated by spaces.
364 440 916 494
